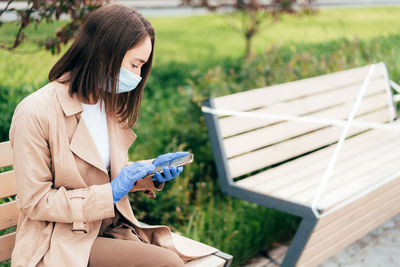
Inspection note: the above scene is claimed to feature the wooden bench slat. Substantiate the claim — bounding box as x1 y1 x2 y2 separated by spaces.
237 127 400 210
317 161 400 230
223 92 388 158
317 154 400 210
214 64 385 112
0 171 16 199
297 180 400 266
235 126 391 190
299 199 400 267
0 201 19 231
306 194 400 258
304 178 400 249
237 128 400 210
271 129 400 198
286 139 397 199
228 108 390 178
219 78 387 138
0 232 15 263
185 254 226 267
275 130 400 195
300 142 400 209
0 142 13 169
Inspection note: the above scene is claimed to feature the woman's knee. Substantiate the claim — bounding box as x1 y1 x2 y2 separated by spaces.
157 247 185 267
89 236 185 267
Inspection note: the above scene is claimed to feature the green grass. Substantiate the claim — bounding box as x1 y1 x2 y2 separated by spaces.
1 7 400 88
0 21 65 88
149 6 400 62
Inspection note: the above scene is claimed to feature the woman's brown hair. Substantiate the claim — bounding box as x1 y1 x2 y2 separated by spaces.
48 2 155 129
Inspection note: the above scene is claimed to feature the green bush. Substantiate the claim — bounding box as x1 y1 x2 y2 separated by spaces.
0 84 34 142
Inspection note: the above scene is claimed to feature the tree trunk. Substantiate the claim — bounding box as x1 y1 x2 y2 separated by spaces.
245 35 252 60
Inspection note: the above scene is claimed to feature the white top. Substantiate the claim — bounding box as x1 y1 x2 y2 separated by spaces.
80 99 110 171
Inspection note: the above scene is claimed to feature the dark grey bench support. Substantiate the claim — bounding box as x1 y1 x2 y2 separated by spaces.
202 98 319 266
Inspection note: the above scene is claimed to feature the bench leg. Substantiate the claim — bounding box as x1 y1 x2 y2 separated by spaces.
213 251 233 267
281 216 318 267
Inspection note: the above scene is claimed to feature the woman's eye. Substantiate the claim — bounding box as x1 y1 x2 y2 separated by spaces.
131 64 138 69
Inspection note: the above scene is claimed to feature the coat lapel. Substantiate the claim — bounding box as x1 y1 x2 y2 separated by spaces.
108 115 137 180
69 114 109 176
55 82 108 177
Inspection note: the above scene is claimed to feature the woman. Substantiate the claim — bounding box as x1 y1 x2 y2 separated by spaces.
9 2 218 266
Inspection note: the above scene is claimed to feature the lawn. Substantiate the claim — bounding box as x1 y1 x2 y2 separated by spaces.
150 6 400 61
1 6 400 88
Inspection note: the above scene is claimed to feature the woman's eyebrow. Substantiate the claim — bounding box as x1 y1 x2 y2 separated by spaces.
133 57 147 63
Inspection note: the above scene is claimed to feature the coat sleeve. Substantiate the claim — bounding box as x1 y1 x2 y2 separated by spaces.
9 98 115 231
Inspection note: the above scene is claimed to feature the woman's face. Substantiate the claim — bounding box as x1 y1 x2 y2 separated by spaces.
121 35 152 77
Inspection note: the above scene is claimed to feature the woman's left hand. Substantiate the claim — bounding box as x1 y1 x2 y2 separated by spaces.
152 166 183 182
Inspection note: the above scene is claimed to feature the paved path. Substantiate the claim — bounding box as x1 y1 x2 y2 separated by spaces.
241 213 400 267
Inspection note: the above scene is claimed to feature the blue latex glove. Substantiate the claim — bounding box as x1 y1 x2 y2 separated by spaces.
111 161 155 204
152 152 188 183
153 166 184 183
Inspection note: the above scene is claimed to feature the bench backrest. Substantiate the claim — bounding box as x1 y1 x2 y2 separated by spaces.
0 141 18 263
203 63 398 183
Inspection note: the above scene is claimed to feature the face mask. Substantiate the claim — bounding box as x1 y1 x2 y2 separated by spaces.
107 66 142 94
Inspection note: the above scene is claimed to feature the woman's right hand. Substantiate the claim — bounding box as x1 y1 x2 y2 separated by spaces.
110 162 155 204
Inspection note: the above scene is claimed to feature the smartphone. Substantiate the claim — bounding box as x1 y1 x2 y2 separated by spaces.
145 153 194 177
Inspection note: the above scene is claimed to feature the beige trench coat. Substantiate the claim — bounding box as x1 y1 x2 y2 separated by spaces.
9 80 218 267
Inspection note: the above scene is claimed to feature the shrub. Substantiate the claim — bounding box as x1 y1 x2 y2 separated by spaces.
0 84 34 142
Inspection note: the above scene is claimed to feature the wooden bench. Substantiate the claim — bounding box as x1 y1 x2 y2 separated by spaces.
0 141 232 267
202 62 400 266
